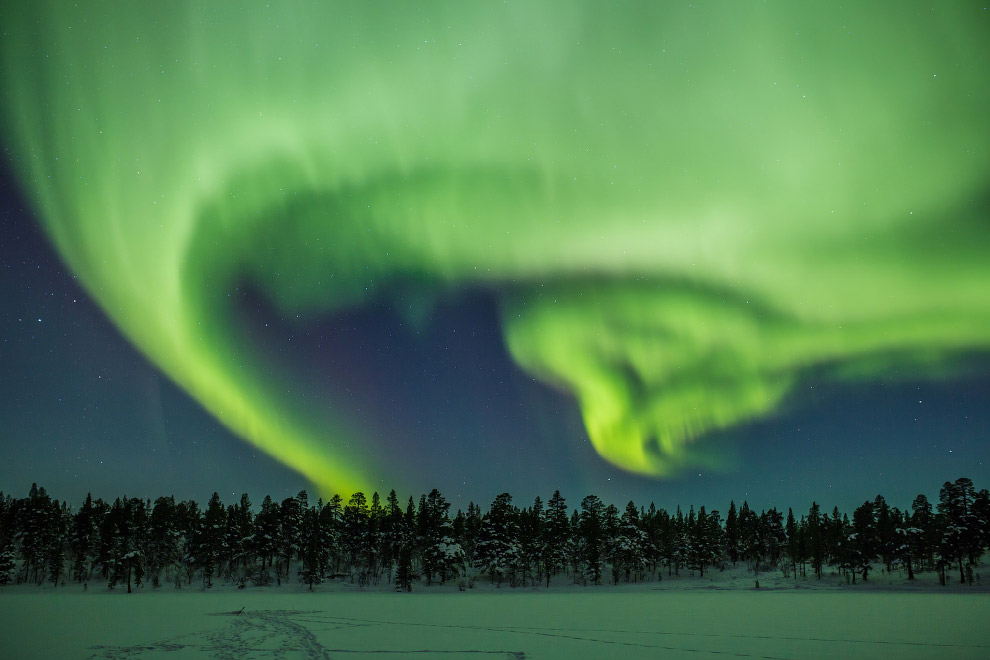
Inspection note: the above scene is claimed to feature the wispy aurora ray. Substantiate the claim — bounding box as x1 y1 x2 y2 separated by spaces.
1 2 988 494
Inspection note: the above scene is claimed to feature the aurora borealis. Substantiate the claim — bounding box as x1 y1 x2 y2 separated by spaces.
1 2 988 503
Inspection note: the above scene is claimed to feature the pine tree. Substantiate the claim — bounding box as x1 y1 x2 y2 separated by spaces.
103 498 126 589
603 504 621 585
706 509 725 572
516 498 542 587
381 490 404 583
278 493 303 582
105 497 148 593
785 508 799 579
198 492 226 588
69 493 96 584
395 541 414 592
45 500 68 587
0 491 14 586
463 502 483 566
146 496 179 588
253 495 280 579
18 483 51 583
92 498 114 583
0 546 14 586
797 515 808 578
687 507 720 578
540 490 569 586
322 494 343 575
873 495 897 572
367 492 385 583
225 493 254 581
0 491 14 583
342 492 370 583
848 500 876 582
318 497 342 580
567 509 582 580
825 507 845 570
668 506 687 577
298 505 327 590
826 508 848 576
894 509 916 580
640 503 662 580
937 478 980 584
394 497 417 591
764 508 786 568
578 495 605 585
974 488 990 560
175 499 201 587
725 501 739 564
911 494 936 572
806 502 824 579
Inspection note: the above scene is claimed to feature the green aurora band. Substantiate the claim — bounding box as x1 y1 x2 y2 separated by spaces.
2 2 988 496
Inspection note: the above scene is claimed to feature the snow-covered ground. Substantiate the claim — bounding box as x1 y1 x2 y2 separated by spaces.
2 570 989 660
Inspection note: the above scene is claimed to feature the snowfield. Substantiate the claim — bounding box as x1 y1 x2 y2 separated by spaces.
1 583 988 659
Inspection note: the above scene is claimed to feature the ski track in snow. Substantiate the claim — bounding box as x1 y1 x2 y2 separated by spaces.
82 608 990 660
86 609 527 660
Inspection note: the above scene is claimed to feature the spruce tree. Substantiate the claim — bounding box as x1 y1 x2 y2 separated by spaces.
475 493 519 586
615 501 647 583
418 489 462 585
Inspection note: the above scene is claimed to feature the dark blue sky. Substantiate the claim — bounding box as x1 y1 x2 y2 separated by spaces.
2 161 988 515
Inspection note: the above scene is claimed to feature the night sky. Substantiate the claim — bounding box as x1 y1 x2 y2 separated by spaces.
1 2 988 515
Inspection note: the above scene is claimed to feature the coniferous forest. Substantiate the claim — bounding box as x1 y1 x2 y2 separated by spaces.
0 477 987 594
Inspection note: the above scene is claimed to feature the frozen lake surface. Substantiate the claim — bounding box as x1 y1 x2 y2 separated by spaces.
1 589 988 659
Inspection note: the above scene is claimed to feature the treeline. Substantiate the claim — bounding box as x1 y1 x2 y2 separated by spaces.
0 477 986 592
